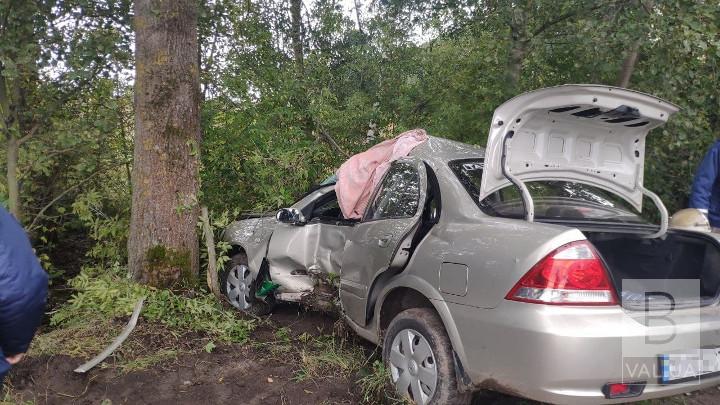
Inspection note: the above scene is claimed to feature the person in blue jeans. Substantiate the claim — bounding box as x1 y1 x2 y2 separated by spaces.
690 140 720 232
0 207 48 385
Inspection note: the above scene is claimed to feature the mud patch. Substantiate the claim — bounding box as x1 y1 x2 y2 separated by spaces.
6 304 720 405
8 348 356 405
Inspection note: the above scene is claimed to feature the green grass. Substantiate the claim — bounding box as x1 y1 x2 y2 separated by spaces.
115 348 179 374
52 267 255 343
31 317 122 358
294 335 368 381
357 360 410 405
23 268 410 404
26 266 254 375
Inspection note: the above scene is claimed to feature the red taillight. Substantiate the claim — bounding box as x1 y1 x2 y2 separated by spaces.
602 382 645 399
505 240 618 305
609 383 630 396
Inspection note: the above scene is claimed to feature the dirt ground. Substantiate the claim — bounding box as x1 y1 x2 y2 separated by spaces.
6 304 720 405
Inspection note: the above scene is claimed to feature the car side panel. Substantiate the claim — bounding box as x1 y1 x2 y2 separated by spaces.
362 216 584 389
312 222 351 275
222 216 275 275
395 214 584 310
267 221 353 293
372 274 471 374
266 222 318 293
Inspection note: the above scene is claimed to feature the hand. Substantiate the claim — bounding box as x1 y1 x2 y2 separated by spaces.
6 353 25 365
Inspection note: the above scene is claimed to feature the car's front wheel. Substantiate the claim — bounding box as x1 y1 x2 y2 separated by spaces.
383 308 471 405
219 252 275 316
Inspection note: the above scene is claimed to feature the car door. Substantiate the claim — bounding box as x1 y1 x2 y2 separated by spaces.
340 158 427 325
266 186 336 294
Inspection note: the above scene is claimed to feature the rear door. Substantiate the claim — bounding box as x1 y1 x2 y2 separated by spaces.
340 158 427 325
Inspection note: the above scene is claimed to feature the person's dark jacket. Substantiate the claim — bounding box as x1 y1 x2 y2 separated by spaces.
689 140 720 228
0 207 48 382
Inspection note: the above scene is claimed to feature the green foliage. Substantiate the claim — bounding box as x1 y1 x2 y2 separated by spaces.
200 102 342 212
194 0 720 218
0 0 717 297
52 268 254 343
72 190 129 268
198 208 237 289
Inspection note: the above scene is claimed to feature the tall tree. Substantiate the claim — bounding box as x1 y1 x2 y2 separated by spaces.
0 0 131 223
614 1 655 88
129 0 201 286
290 0 305 78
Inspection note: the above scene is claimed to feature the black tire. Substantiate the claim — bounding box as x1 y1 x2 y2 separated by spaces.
382 308 472 405
219 252 276 316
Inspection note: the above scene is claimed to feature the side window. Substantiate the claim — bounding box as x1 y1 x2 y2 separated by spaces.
310 191 343 220
366 161 420 220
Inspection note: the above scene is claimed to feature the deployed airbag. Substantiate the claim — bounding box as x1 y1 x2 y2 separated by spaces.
336 129 428 219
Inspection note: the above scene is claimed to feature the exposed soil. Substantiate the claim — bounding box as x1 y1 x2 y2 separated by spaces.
5 304 364 405
6 304 720 405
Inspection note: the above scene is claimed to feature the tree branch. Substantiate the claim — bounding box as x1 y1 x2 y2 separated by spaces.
26 162 127 232
531 3 606 37
17 122 40 145
316 127 349 158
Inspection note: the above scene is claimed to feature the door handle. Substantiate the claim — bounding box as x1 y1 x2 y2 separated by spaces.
378 235 393 248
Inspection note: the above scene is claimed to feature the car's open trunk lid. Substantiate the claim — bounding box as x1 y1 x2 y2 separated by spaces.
586 230 720 309
479 85 679 212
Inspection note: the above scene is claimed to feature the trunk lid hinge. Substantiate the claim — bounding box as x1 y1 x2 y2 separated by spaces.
640 186 668 239
500 131 535 222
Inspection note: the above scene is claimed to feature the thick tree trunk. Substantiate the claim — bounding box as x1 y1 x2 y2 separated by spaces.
616 40 641 88
290 0 304 78
129 0 201 287
507 39 528 92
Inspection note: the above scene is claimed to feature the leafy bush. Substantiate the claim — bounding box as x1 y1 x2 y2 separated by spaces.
52 267 254 343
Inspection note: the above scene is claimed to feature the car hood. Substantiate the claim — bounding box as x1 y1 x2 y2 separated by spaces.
479 85 679 211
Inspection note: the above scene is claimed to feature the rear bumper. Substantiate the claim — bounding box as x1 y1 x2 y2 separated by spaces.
449 300 720 404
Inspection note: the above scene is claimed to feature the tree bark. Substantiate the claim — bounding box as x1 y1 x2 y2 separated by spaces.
353 0 364 33
290 0 304 78
1 71 22 222
616 40 641 88
506 6 529 93
129 0 202 287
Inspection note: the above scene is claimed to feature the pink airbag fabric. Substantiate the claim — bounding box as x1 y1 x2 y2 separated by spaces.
336 129 429 219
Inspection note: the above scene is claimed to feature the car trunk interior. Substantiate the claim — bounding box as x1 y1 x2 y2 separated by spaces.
585 230 720 308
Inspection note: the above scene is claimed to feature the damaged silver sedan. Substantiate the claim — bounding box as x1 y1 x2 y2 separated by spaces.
221 85 720 404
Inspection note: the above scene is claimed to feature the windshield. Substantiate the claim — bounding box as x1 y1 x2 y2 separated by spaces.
449 159 649 224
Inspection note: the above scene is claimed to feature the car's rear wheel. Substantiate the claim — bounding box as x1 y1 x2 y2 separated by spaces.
219 252 275 316
383 308 471 405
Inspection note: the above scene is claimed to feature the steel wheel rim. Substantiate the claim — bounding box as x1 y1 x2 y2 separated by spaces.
388 328 438 404
226 264 252 310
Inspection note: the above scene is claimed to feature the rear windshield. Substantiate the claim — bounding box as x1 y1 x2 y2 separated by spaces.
448 159 649 224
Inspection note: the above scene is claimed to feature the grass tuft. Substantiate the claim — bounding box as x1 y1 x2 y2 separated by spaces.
357 360 410 405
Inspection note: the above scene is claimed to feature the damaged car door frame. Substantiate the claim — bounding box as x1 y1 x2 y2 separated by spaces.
339 158 429 325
